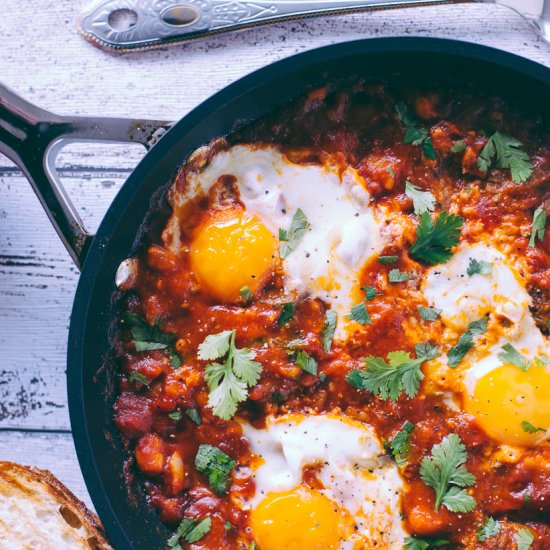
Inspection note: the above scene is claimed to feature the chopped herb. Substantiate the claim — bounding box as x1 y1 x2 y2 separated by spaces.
477 517 501 542
423 138 437 160
515 528 534 550
521 420 545 434
450 140 466 153
128 371 149 387
322 310 337 353
405 181 436 215
534 355 550 367
277 302 295 326
168 516 211 547
185 408 202 425
404 537 449 550
529 206 547 247
168 411 183 421
239 286 253 303
195 444 235 496
347 342 439 401
385 421 415 466
279 209 310 259
498 343 530 371
447 317 487 368
477 131 533 184
395 101 436 159
420 433 476 513
466 258 493 276
249 543 257 550
387 166 395 178
347 302 372 325
199 330 262 420
224 521 233 531
410 211 464 265
363 285 380 301
388 268 412 283
418 305 442 321
295 350 318 376
524 493 532 503
378 255 399 264
122 312 181 368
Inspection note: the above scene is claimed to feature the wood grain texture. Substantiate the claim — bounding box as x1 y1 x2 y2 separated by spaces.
0 0 548 516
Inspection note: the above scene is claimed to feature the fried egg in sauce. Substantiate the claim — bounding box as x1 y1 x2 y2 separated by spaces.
422 243 550 447
239 414 408 549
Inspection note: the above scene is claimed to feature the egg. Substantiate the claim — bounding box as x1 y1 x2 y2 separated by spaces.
239 413 408 549
422 242 550 447
174 145 386 334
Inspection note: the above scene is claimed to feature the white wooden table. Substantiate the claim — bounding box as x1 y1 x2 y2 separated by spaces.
1 0 548 513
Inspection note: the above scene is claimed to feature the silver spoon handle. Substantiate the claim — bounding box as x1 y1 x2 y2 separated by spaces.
78 0 467 51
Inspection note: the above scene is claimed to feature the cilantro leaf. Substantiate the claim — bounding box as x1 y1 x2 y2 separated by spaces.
410 211 463 265
477 131 533 183
388 268 412 283
277 302 295 325
295 350 318 376
447 317 487 368
521 420 545 434
347 302 372 325
322 310 337 353
363 285 380 301
396 102 436 159
406 181 436 215
201 330 262 420
423 138 437 160
420 433 476 513
477 517 501 542
128 371 149 387
498 343 530 371
347 343 439 401
529 206 547 247
168 410 183 421
279 209 310 259
385 421 415 466
450 140 466 153
195 444 235 495
240 286 253 303
467 258 493 277
168 516 211 547
378 255 399 264
418 305 442 321
515 528 534 550
404 537 449 550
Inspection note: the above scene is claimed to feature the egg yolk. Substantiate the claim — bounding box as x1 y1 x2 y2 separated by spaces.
190 209 277 302
465 363 550 446
251 486 350 550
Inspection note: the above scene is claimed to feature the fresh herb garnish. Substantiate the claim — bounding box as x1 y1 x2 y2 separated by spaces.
466 258 493 277
420 433 476 513
410 211 463 265
168 516 211 547
450 140 466 153
199 330 262 420
477 517 501 542
195 444 235 495
168 411 182 421
122 312 181 368
363 285 380 301
347 302 372 325
249 543 257 550
521 420 545 434
477 131 533 184
405 181 436 215
347 343 439 401
418 305 442 321
388 269 412 283
185 408 202 425
529 206 547 247
404 537 449 550
279 209 310 259
378 255 399 264
447 317 487 368
239 286 253 303
515 529 534 550
322 310 337 353
128 371 149 387
277 302 295 326
395 101 437 160
498 343 530 371
295 350 318 376
385 421 415 466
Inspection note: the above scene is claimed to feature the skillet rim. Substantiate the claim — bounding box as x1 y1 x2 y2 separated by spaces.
67 36 550 549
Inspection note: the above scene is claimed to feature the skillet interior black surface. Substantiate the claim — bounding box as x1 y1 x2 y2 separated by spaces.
67 37 550 549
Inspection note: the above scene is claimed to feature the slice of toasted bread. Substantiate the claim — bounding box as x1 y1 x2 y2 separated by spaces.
0 461 111 549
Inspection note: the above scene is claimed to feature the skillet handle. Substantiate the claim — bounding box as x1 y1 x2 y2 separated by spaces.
0 83 172 269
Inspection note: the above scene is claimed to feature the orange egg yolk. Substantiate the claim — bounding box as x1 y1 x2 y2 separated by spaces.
250 486 350 550
465 363 550 446
189 209 277 302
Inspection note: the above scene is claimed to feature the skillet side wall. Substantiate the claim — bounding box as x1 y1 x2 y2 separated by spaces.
67 38 550 549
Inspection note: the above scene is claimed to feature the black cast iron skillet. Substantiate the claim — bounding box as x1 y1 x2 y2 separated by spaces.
0 37 549 549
